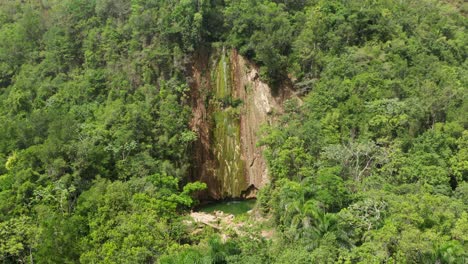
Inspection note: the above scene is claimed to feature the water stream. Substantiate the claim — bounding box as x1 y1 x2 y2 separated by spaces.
212 48 246 197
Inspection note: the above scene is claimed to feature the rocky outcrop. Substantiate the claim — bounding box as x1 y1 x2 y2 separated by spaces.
187 210 274 241
188 48 293 200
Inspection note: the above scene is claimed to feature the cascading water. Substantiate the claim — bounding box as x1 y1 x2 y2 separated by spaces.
188 48 293 200
212 48 246 197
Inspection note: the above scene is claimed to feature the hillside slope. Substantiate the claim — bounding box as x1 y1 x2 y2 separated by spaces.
0 0 466 263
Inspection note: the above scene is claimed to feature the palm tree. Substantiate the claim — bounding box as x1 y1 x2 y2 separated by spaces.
422 241 467 264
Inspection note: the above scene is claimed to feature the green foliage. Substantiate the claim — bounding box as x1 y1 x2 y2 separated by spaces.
0 216 37 263
0 0 466 262
255 0 467 262
224 0 294 86
66 175 204 263
0 0 208 262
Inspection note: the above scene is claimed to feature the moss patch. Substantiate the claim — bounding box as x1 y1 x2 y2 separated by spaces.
210 49 246 197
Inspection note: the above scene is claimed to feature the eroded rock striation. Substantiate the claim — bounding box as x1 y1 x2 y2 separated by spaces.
188 48 293 200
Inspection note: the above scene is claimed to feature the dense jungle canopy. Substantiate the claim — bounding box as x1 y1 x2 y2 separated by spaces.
0 0 467 263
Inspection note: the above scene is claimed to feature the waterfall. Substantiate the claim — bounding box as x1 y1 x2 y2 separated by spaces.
212 48 245 197
189 48 290 200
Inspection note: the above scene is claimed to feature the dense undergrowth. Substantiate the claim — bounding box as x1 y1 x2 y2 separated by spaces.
0 0 466 263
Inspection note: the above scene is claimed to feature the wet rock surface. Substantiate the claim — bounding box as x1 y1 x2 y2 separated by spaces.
188 48 294 200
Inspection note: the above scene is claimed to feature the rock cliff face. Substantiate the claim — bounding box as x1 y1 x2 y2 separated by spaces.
188 48 293 200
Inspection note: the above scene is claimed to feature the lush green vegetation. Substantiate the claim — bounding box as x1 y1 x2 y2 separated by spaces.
0 1 207 262
1 0 467 263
